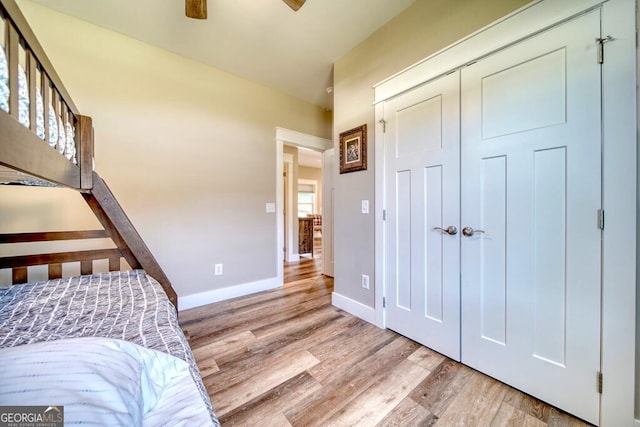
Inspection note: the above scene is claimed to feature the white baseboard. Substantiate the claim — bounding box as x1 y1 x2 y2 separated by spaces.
331 292 377 325
285 253 300 262
179 276 282 310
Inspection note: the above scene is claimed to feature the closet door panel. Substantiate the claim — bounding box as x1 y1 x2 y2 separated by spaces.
395 169 412 310
478 155 507 346
424 165 444 321
460 10 602 424
384 71 461 361
481 48 567 139
532 147 567 365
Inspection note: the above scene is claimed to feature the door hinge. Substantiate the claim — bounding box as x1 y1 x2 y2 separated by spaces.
597 209 605 230
378 118 387 133
596 36 614 64
382 297 386 308
383 209 387 221
597 371 603 394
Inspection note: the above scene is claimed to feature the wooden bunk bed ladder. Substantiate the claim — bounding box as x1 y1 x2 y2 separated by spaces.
82 171 178 309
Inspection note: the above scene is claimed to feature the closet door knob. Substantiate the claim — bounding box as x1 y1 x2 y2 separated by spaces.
434 226 458 236
462 227 485 237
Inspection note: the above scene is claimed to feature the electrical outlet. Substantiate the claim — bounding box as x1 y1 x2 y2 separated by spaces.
215 264 223 276
361 274 369 290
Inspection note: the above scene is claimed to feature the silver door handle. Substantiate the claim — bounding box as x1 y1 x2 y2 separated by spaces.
462 226 485 237
434 226 458 236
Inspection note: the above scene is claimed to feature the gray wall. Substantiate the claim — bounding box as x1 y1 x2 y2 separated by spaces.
332 0 531 306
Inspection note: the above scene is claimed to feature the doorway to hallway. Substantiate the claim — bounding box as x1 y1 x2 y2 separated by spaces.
275 127 333 286
283 145 324 284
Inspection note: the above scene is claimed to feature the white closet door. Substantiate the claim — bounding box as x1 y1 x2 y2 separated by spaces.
460 10 601 424
384 71 461 360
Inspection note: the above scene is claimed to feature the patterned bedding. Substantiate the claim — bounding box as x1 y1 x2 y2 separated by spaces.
0 270 219 426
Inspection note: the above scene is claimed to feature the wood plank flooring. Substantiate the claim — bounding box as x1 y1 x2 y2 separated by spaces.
179 273 592 427
283 237 323 283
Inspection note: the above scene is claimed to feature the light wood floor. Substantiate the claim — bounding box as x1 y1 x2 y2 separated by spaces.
283 237 323 283
179 272 591 427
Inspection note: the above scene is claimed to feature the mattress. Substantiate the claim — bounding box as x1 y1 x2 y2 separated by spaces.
0 270 219 426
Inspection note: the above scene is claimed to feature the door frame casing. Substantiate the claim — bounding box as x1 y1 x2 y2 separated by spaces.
275 127 333 285
322 148 335 277
283 153 295 262
373 1 637 425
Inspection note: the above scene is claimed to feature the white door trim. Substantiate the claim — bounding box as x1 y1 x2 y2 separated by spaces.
373 1 637 425
374 103 385 329
283 153 296 263
275 127 332 285
322 148 335 277
373 0 606 104
600 1 637 424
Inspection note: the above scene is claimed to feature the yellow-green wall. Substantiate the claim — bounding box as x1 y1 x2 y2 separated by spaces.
299 165 323 214
0 1 331 298
332 0 531 306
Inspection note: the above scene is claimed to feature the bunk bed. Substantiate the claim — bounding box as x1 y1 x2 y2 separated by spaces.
0 1 219 424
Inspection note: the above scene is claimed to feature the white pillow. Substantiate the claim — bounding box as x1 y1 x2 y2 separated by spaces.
0 337 196 426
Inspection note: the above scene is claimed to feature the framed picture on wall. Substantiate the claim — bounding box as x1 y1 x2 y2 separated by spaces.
339 124 367 174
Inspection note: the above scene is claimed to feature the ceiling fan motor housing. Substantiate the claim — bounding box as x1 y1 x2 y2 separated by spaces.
186 0 306 19
186 0 207 19
283 0 306 12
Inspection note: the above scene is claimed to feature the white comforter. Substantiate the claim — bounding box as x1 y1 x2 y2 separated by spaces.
0 337 215 426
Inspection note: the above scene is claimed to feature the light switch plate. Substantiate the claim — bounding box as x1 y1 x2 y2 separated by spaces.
361 200 369 214
266 202 276 213
361 274 370 290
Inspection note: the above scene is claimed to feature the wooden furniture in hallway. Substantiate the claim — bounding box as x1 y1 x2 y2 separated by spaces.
179 275 591 426
298 217 314 257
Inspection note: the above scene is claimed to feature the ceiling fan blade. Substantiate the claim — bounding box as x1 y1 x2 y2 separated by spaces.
283 0 306 12
186 0 207 19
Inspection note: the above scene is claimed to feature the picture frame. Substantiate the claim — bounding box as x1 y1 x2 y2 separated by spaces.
339 124 367 174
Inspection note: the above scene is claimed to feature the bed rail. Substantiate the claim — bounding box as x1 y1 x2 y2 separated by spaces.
0 223 179 310
0 0 92 189
0 230 126 284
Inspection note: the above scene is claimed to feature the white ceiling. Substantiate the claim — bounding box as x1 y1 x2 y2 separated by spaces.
24 0 416 109
297 147 322 168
